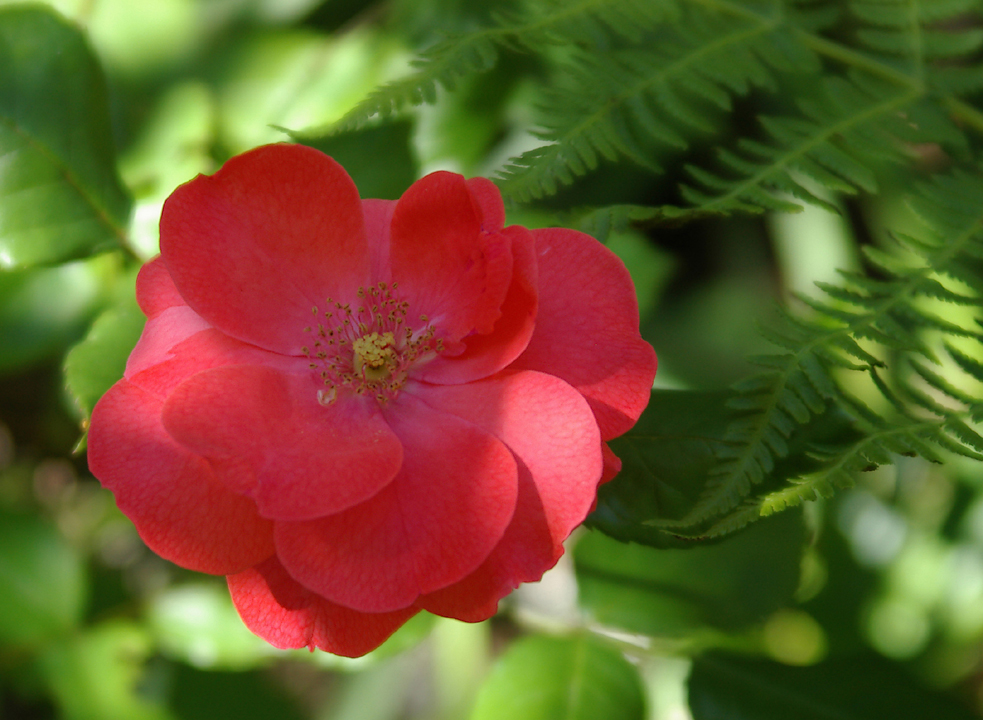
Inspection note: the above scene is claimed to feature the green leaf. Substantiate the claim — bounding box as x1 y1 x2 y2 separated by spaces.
688 651 979 720
0 4 131 268
0 510 86 646
166 662 304 720
0 256 111 373
587 391 858 545
293 121 418 200
575 510 804 637
586 390 733 548
147 582 279 671
36 621 173 720
469 634 645 720
64 276 145 422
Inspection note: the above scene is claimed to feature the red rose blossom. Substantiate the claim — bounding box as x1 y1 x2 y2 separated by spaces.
87 144 656 657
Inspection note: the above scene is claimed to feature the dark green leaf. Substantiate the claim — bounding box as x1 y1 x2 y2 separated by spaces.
575 510 804 637
470 634 645 720
586 391 859 545
293 121 418 200
0 5 131 268
689 651 979 720
168 662 304 720
586 390 732 547
0 510 86 645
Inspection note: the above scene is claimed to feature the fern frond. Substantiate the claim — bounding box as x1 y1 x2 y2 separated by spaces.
678 71 933 216
513 0 983 230
698 474 844 538
695 404 983 539
658 162 983 528
332 0 678 132
496 4 819 201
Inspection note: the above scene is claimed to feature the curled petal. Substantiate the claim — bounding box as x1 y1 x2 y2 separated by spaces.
601 441 622 484
228 556 417 657
88 380 275 575
417 370 602 620
511 228 656 439
135 256 184 318
275 395 518 612
160 144 370 355
161 365 403 521
124 306 211 387
390 172 512 341
417 225 537 384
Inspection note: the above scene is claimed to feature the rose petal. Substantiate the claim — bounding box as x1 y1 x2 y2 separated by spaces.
415 371 601 620
466 177 505 232
586 443 623 515
275 394 518 612
160 144 370 355
511 227 657 439
416 225 537 384
419 459 552 621
228 556 417 657
390 172 512 341
600 441 622 484
161 365 403 521
124 305 211 385
361 198 396 282
135 256 183 318
88 380 275 574
127 321 295 401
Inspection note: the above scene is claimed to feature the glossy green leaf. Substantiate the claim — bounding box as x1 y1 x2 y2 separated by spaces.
0 510 86 645
64 276 144 421
470 634 645 720
688 651 978 720
36 621 173 720
575 510 804 637
0 4 131 268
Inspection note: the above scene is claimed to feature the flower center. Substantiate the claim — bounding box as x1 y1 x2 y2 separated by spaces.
352 332 396 380
301 283 443 405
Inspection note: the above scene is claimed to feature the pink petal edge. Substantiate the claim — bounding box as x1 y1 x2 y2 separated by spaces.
228 556 418 657
88 380 275 575
511 227 656 440
415 370 602 619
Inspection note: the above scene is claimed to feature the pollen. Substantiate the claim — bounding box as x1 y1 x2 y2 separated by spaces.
302 283 442 405
353 332 396 380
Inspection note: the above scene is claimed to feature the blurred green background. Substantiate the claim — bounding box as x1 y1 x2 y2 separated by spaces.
3 0 983 718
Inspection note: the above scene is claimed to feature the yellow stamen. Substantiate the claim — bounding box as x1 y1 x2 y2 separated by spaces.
352 331 396 380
